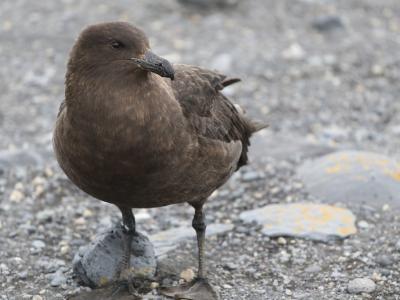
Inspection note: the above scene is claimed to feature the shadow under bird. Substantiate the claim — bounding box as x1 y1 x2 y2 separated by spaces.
53 22 266 299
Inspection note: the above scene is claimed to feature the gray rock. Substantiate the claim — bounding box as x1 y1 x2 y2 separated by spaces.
150 223 233 257
347 278 376 294
240 203 356 242
312 15 344 32
32 240 45 249
395 240 400 251
297 151 400 208
304 265 322 273
376 255 393 267
50 269 67 287
73 226 156 288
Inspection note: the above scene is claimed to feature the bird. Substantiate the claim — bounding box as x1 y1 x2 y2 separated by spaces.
53 21 266 300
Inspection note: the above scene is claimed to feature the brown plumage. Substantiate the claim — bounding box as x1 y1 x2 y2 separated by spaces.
53 22 266 299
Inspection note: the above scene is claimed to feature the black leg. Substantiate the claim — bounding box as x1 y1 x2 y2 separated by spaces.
160 202 219 299
114 206 142 297
120 206 136 234
192 204 207 279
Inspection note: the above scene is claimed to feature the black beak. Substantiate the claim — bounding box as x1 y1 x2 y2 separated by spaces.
131 50 175 80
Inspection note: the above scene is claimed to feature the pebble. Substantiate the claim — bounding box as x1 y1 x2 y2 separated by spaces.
32 296 43 300
50 269 67 287
18 271 28 280
277 237 287 245
395 240 400 251
150 282 159 289
32 240 46 249
282 43 305 60
312 15 344 32
223 262 238 271
9 189 25 202
305 265 322 273
347 278 376 294
180 268 195 282
357 220 369 229
376 255 393 267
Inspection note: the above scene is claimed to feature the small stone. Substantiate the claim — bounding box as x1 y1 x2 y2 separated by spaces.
285 289 293 296
223 262 238 271
50 270 67 287
382 204 390 211
282 43 305 60
18 271 28 279
82 209 93 217
180 268 195 282
277 237 287 245
376 255 393 267
395 240 400 251
223 284 232 289
74 217 86 226
32 296 43 300
60 245 70 255
371 64 384 76
357 220 369 229
347 278 376 294
150 282 159 289
312 15 344 32
32 240 46 249
305 265 322 273
9 190 24 203
36 209 53 223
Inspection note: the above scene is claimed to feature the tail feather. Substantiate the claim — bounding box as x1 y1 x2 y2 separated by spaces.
249 119 268 133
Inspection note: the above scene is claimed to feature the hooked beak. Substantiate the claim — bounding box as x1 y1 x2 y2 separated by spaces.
131 50 175 80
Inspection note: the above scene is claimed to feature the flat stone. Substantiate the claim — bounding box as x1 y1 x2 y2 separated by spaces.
240 203 356 242
347 278 376 294
73 226 156 288
50 269 67 287
150 223 233 257
297 151 400 208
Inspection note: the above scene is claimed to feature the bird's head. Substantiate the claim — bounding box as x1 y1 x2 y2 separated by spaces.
68 22 175 80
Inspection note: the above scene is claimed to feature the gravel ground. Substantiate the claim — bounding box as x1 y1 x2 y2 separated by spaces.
1 0 400 299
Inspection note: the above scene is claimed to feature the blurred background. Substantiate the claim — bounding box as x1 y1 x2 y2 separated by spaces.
0 0 400 299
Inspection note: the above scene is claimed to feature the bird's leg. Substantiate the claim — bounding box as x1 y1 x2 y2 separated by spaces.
113 206 141 297
160 202 219 300
193 205 206 279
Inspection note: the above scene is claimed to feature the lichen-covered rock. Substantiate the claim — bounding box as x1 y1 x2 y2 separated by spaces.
297 151 400 208
73 226 156 288
240 203 356 242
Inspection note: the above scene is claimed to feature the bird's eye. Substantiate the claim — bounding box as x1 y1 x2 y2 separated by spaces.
111 41 124 49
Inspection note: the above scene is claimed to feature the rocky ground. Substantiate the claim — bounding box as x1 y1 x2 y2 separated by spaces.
1 0 400 299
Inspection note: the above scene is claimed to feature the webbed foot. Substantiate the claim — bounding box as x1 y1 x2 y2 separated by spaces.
160 278 219 300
